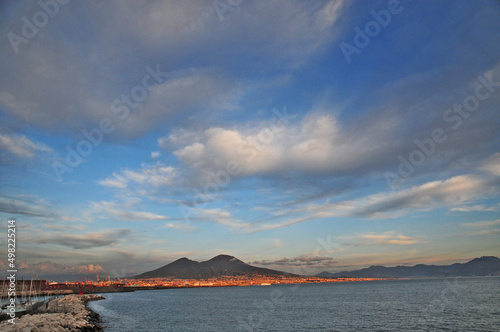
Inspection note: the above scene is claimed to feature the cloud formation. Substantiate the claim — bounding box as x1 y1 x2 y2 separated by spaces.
250 254 338 270
33 229 131 249
0 1 347 139
0 194 66 219
451 205 497 212
92 201 170 222
344 232 418 247
99 163 176 190
1 0 499 276
0 132 52 158
162 112 398 180
462 219 500 228
8 261 105 277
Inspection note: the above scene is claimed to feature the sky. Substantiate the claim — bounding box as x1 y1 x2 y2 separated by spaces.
0 0 499 280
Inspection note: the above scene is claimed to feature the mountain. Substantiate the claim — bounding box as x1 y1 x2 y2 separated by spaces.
133 254 294 279
317 256 500 278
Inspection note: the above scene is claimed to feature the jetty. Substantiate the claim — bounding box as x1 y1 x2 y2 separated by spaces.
0 294 104 331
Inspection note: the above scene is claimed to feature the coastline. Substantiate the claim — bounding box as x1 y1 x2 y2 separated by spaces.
0 294 105 332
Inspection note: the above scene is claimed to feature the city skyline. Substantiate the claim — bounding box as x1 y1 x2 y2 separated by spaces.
1 0 499 280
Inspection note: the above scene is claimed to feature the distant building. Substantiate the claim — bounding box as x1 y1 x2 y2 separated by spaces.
0 279 47 293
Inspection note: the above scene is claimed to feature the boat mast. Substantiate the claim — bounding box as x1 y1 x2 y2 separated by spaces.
1 275 5 306
29 277 33 304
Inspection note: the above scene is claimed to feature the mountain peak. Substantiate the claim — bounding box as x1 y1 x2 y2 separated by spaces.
468 256 500 263
173 257 196 263
317 256 500 278
133 254 291 279
208 254 240 262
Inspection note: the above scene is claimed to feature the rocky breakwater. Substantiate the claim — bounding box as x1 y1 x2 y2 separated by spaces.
0 294 104 332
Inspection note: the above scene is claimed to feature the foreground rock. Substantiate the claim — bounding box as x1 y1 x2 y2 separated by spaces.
0 294 104 332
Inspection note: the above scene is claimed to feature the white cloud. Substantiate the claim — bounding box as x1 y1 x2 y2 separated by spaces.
270 239 283 249
316 0 346 30
163 223 195 231
242 164 500 232
33 229 131 249
99 163 176 189
194 208 251 229
0 1 347 139
345 232 418 246
352 174 497 218
462 229 500 236
101 0 348 64
0 132 52 159
278 173 497 221
451 205 497 212
251 254 338 269
92 201 170 222
481 152 500 176
462 219 500 228
118 68 242 137
0 194 67 220
162 112 397 181
10 261 105 276
98 173 128 189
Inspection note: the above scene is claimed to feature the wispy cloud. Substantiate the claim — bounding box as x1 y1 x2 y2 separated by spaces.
250 254 338 269
161 112 397 180
462 219 500 228
480 152 500 177
459 219 500 237
33 229 132 249
194 208 251 229
351 174 498 218
99 163 176 189
0 194 67 220
243 164 500 233
451 205 497 212
41 223 84 231
92 201 170 222
0 1 347 139
4 260 105 276
460 229 500 236
1 0 499 276
268 239 283 250
163 222 195 231
344 232 418 247
0 132 51 158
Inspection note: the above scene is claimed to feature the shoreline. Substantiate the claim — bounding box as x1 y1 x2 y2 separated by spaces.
18 275 479 297
0 294 105 331
3 276 494 331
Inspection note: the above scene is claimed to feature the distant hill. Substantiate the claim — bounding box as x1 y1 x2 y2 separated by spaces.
317 256 500 278
133 254 294 279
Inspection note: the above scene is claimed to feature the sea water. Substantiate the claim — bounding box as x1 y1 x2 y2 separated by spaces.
88 277 500 331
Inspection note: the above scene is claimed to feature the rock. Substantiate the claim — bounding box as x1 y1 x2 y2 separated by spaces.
0 294 104 331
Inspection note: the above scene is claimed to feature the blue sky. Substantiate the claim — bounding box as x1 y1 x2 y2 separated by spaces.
1 0 499 280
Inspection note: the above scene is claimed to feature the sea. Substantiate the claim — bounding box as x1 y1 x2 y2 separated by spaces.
88 277 500 331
